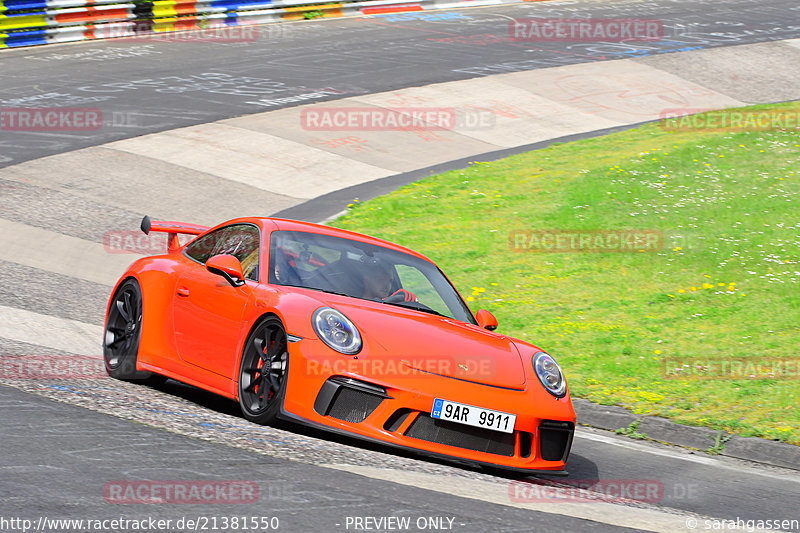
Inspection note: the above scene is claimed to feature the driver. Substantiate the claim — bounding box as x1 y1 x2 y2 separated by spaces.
361 262 393 300
360 260 418 303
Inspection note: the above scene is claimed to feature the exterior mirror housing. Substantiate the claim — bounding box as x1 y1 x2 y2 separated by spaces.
206 254 245 287
475 309 498 331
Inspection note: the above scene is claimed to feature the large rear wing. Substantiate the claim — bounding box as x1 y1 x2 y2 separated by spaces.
140 215 210 252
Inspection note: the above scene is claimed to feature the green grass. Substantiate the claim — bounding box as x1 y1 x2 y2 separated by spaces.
331 102 800 445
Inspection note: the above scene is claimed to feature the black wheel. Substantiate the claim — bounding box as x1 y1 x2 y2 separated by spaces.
103 278 163 383
238 316 289 425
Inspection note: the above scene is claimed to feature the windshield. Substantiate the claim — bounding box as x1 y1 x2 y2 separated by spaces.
268 230 475 324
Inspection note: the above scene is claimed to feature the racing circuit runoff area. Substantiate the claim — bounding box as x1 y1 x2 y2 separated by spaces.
1 0 800 531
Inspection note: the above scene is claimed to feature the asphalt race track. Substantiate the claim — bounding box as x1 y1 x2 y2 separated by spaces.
1 0 800 531
1 0 799 166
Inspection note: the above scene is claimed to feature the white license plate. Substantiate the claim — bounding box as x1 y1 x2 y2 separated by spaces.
431 398 516 434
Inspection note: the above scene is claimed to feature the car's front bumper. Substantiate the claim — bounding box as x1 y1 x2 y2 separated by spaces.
280 338 576 474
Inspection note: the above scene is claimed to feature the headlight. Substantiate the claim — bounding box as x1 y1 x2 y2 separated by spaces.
532 352 566 398
312 307 362 355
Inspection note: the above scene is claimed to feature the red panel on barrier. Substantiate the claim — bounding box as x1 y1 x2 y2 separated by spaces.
54 7 133 24
362 3 422 14
175 4 198 15
173 18 202 30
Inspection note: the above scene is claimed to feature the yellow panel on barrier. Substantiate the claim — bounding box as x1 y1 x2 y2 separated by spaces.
0 14 47 31
281 3 342 20
283 2 342 10
152 6 179 17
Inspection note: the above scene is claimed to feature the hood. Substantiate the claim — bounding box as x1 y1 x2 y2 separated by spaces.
330 298 527 390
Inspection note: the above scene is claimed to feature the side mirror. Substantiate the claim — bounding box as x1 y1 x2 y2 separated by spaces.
475 309 498 331
206 254 245 287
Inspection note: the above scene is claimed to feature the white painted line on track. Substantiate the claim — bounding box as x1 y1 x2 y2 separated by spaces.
575 428 800 484
0 217 138 287
321 464 703 533
107 124 394 199
0 305 103 356
576 428 718 465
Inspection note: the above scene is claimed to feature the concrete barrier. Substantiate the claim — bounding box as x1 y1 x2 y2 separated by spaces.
0 0 529 48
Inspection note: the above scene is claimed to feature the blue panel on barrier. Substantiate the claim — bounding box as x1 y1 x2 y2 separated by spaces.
6 28 47 36
3 0 48 10
208 0 235 8
4 27 46 36
4 33 47 46
209 0 271 10
3 8 48 15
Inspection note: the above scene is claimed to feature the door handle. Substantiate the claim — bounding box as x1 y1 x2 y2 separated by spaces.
177 287 190 297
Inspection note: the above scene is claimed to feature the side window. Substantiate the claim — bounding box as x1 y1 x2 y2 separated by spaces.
184 224 260 281
185 227 228 265
269 231 340 286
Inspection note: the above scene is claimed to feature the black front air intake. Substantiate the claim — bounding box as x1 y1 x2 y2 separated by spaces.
383 408 413 432
538 420 575 462
314 377 387 423
327 387 384 423
404 413 516 457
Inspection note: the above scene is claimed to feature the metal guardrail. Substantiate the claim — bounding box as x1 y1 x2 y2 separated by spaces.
0 0 527 48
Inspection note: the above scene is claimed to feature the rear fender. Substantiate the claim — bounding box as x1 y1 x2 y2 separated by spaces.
109 257 182 368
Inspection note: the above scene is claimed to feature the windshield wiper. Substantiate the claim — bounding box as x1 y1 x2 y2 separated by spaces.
284 284 351 298
313 288 351 297
379 300 446 317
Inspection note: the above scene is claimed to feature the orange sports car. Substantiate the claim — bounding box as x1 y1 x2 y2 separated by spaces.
104 216 575 475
